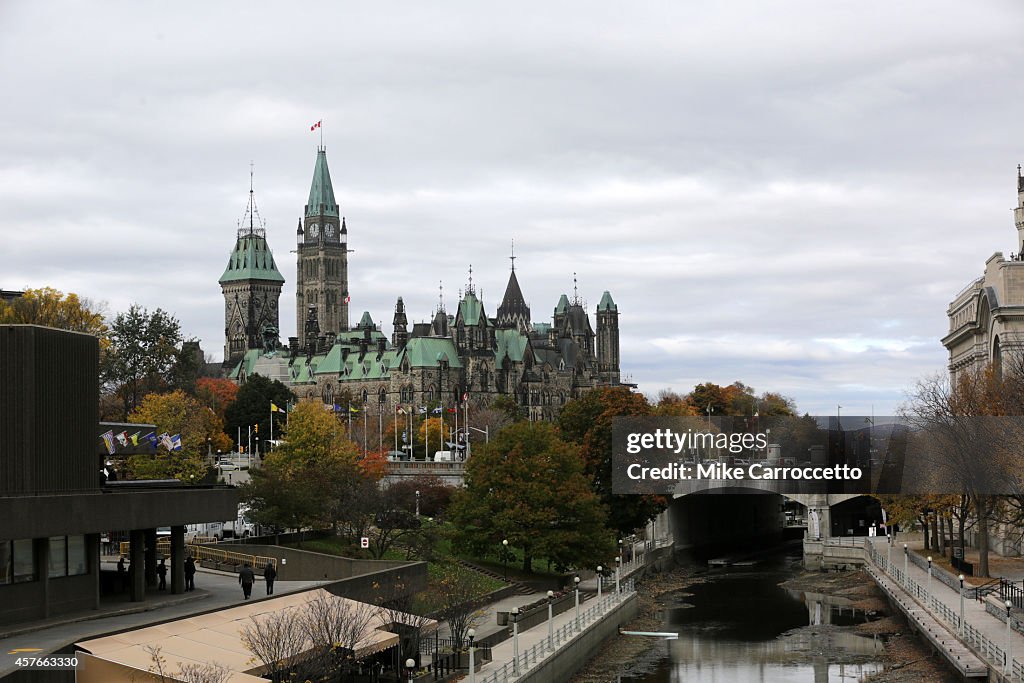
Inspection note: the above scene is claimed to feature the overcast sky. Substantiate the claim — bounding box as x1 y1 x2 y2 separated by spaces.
2 1 1022 415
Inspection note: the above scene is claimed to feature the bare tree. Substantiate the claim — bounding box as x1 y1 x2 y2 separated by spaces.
301 595 377 678
240 607 308 683
433 564 488 649
374 581 434 665
143 645 230 683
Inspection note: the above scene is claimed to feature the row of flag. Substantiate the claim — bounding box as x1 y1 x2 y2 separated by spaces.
99 429 181 455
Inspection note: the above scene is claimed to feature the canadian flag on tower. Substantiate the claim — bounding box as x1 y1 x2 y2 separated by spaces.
310 120 322 132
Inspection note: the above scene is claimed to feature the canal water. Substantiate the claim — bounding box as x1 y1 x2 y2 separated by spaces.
622 551 885 682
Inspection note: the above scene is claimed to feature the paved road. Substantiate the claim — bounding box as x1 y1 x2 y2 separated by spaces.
0 567 328 678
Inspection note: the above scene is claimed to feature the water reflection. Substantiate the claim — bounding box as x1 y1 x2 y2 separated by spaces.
622 560 885 683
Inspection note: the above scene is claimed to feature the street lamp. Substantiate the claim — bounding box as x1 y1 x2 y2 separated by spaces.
468 628 476 683
405 657 415 683
547 590 555 651
511 607 520 675
903 544 908 587
596 566 603 600
618 538 624 565
959 574 965 637
502 539 509 581
1006 600 1014 675
927 556 933 600
574 576 581 631
415 490 420 518
615 556 621 594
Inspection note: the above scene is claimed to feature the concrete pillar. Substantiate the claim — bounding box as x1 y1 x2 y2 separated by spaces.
130 529 145 602
144 528 158 589
36 537 50 618
170 525 185 595
87 533 101 610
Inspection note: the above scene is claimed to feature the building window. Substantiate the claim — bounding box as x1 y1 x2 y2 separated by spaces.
48 537 67 578
379 388 387 404
12 539 34 583
68 535 87 576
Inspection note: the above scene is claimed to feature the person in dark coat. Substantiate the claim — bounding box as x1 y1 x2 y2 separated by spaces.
263 562 277 595
184 556 196 591
156 558 167 590
238 563 255 599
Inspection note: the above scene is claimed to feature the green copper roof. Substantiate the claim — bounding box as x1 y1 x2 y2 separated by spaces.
357 311 375 328
397 337 463 369
457 292 488 327
306 149 339 217
554 294 570 315
219 233 285 284
494 328 530 365
597 291 617 312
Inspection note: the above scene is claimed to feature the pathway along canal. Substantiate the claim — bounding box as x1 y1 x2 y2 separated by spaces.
610 547 939 683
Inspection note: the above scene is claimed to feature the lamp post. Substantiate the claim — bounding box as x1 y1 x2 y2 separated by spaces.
415 490 420 518
405 657 415 683
927 556 933 601
596 566 603 600
887 534 893 570
574 576 581 631
959 574 965 637
1006 600 1014 675
468 628 476 683
511 607 520 675
903 544 908 587
547 590 555 651
618 538 624 565
615 556 621 594
502 539 509 581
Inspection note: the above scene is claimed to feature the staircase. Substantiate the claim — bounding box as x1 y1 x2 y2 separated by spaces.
454 558 535 595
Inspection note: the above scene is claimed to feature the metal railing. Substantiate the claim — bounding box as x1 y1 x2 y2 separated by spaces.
118 540 277 572
865 539 1019 680
472 578 636 683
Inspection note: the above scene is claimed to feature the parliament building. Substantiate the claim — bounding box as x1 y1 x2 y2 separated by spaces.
220 148 621 421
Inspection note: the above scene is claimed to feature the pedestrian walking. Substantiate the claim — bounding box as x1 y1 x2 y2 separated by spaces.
117 556 126 574
156 558 167 591
263 562 277 595
239 563 255 599
184 556 196 591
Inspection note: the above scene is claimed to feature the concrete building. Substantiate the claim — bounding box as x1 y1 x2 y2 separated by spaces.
224 148 622 420
0 325 236 627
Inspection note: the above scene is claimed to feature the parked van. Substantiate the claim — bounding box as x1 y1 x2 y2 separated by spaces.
433 451 453 462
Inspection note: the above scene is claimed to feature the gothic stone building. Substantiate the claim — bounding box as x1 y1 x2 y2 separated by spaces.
223 148 621 420
943 169 1024 383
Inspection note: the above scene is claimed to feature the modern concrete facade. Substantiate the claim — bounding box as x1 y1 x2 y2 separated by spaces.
0 325 237 628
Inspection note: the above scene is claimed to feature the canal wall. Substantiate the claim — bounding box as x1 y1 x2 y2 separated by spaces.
516 592 638 683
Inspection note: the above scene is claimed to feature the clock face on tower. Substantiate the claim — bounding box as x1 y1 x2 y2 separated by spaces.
309 223 320 238
325 223 335 238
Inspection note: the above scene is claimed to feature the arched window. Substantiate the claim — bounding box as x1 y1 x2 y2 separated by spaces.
379 388 387 404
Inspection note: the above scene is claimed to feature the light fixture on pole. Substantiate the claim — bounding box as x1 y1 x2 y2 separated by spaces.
574 576 581 631
596 566 603 600
415 490 420 518
903 544 908 587
887 534 892 569
405 658 415 683
1006 600 1014 675
927 556 933 600
511 607 520 675
502 539 509 581
959 574 965 637
618 538 624 565
615 556 621 594
468 628 476 683
547 590 555 652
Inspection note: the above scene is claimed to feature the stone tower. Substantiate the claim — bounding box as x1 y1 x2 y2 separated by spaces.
296 148 349 349
219 176 285 367
596 290 620 384
392 297 409 349
1015 165 1024 253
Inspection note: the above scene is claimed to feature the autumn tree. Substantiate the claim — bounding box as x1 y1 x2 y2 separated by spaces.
102 305 185 420
240 399 372 542
559 387 664 534
0 287 108 339
448 421 614 572
195 377 239 424
127 390 231 481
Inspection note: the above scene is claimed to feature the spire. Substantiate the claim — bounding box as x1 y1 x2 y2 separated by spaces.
496 268 531 331
305 149 339 217
597 291 617 312
237 163 266 238
466 264 476 296
220 170 282 285
510 239 516 272
572 272 580 305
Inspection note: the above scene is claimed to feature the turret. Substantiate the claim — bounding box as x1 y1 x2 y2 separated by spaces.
1016 165 1024 254
392 297 409 349
596 290 620 384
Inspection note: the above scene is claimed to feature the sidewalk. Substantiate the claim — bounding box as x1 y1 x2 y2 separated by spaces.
0 567 329 678
868 536 1023 679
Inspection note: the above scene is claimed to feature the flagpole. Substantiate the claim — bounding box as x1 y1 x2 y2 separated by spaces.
363 404 367 458
270 404 274 445
395 407 399 454
378 403 383 454
440 405 444 455
348 402 352 439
